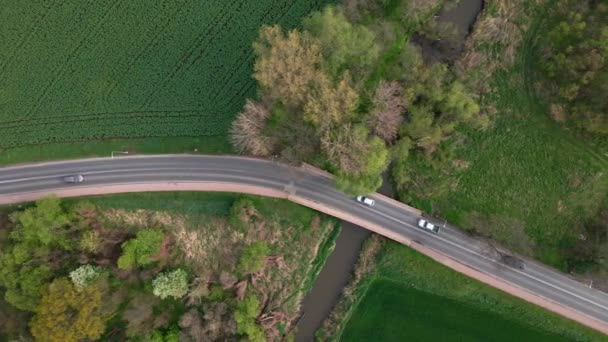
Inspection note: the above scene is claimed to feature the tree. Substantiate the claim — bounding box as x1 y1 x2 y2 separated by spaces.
234 294 265 342
117 228 165 270
0 197 75 311
152 269 189 300
390 137 413 188
303 6 379 79
335 135 389 194
238 242 270 274
30 278 110 342
303 74 359 129
9 196 71 249
253 25 323 108
69 264 102 289
230 100 274 156
0 254 51 311
368 81 405 142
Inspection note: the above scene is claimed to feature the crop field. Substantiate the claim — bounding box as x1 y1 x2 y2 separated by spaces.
0 0 332 148
338 243 606 342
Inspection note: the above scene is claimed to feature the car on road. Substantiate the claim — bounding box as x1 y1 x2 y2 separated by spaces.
418 219 440 233
63 174 84 183
356 195 375 207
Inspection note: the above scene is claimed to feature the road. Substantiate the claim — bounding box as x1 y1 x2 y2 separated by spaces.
1 154 608 334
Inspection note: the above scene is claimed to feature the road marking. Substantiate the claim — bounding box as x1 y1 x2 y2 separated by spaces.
0 167 265 184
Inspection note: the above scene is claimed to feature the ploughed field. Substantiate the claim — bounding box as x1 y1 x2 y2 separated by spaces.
0 0 331 148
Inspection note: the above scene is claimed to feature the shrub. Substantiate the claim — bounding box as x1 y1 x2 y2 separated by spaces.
235 294 265 342
238 242 270 274
69 264 102 289
152 269 189 300
117 228 165 270
79 230 102 254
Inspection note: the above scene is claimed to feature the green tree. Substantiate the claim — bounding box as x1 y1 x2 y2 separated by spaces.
9 196 71 248
234 294 265 342
336 135 389 194
30 278 110 342
0 197 75 311
303 6 379 78
152 269 189 300
117 228 165 270
238 242 270 274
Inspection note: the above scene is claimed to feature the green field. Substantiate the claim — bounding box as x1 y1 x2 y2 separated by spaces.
338 243 607 342
0 0 332 149
342 280 568 342
409 1 608 269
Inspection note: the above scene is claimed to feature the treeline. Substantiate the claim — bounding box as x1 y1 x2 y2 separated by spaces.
539 0 608 134
0 197 324 341
231 1 488 196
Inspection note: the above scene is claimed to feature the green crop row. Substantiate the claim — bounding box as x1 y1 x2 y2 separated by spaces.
0 0 333 148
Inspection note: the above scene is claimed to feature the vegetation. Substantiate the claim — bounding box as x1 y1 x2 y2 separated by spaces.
152 269 189 300
0 0 333 154
69 264 103 289
412 0 608 276
537 1 608 134
320 241 607 342
30 278 111 342
0 193 338 341
117 228 165 270
238 242 271 275
231 1 483 195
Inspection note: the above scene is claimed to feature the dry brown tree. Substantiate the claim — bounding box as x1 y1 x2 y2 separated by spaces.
368 80 404 143
230 100 273 156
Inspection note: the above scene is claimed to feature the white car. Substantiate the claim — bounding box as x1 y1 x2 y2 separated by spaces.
418 219 440 233
63 174 84 183
356 196 375 207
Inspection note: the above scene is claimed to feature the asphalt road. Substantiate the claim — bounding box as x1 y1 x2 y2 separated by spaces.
1 154 608 332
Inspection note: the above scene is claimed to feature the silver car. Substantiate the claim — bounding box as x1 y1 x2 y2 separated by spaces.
63 174 84 183
356 196 375 207
418 219 440 233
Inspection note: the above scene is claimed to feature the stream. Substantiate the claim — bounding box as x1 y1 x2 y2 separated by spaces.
294 1 484 341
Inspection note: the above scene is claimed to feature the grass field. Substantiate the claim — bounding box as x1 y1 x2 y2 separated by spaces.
342 280 569 342
338 243 607 342
0 0 332 149
408 1 608 269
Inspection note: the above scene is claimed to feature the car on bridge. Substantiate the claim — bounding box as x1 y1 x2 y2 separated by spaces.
418 219 440 233
356 195 375 207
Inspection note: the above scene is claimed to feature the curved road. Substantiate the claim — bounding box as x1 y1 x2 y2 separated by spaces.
1 154 608 334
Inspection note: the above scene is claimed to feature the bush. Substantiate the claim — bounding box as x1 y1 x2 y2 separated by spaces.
69 264 102 289
238 242 270 274
152 269 189 300
79 231 102 254
234 294 265 342
117 228 165 270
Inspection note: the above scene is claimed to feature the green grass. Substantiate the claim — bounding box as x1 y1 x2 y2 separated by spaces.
412 2 608 269
0 136 232 166
0 0 332 150
342 280 569 342
79 191 238 218
339 243 608 342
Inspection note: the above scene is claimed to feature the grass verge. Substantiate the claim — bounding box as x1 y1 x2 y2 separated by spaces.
0 136 232 166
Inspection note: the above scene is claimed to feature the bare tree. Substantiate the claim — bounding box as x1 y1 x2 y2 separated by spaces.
230 100 274 156
368 81 404 143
